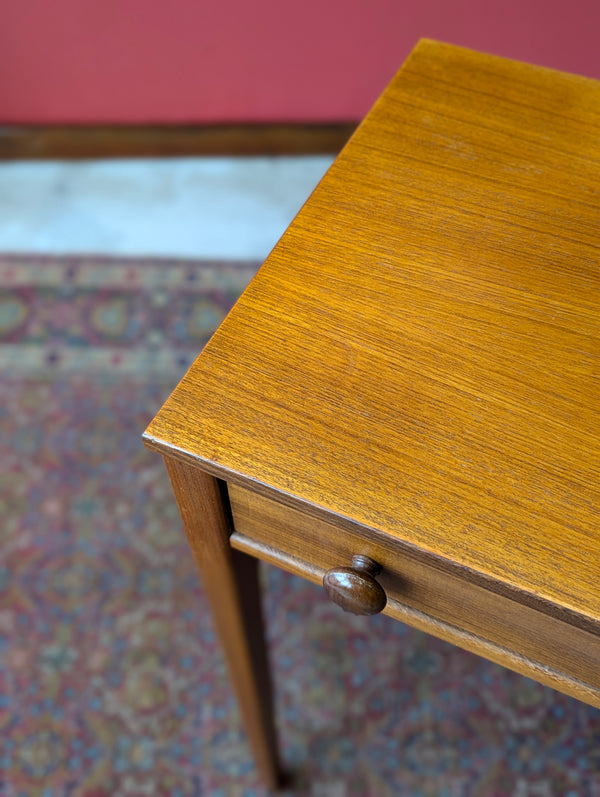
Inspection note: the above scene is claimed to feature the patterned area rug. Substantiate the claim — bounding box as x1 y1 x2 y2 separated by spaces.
1 254 600 797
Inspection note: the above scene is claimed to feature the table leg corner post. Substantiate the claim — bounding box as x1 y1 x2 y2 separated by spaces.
163 456 283 790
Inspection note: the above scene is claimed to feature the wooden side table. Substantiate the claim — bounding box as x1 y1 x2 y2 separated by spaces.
144 40 600 789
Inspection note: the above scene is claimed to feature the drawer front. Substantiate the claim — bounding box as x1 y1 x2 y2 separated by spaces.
227 482 600 707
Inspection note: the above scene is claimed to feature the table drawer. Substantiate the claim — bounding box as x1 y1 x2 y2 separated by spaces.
227 482 600 708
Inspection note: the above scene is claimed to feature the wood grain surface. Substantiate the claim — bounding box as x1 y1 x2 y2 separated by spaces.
145 41 600 637
228 483 600 705
230 530 600 709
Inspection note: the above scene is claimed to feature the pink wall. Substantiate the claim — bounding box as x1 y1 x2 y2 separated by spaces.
2 0 599 124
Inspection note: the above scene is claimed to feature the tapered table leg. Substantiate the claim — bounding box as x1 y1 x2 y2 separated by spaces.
164 456 282 790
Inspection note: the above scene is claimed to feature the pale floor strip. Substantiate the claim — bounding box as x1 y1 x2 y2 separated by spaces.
0 156 334 261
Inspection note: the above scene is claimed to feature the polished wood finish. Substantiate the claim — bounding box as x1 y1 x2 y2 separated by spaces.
228 484 600 707
144 39 600 781
162 458 282 790
231 530 600 709
145 39 600 635
323 555 387 615
0 123 356 159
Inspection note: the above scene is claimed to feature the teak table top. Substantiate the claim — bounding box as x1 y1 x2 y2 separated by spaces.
145 40 600 633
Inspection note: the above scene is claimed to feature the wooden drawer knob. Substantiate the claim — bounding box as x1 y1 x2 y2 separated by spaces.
323 554 387 616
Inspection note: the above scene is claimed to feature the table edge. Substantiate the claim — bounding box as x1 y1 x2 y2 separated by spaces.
143 431 600 637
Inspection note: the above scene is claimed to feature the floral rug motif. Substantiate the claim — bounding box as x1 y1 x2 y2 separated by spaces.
1 255 599 797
